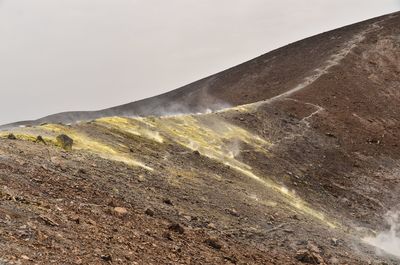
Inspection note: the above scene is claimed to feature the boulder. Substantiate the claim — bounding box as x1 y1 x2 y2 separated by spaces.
144 208 155 217
56 134 73 150
168 223 185 234
205 237 222 250
36 135 46 145
7 133 16 140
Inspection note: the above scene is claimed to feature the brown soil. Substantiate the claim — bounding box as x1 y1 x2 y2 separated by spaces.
0 11 399 265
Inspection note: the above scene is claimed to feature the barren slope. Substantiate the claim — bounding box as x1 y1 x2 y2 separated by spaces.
0 11 399 265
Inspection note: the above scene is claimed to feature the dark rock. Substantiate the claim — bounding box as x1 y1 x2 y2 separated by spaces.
205 237 222 250
7 133 16 140
36 135 46 145
76 168 87 175
163 198 173 206
168 223 185 234
100 254 112 262
56 134 73 150
225 208 240 217
144 208 155 217
325 132 336 138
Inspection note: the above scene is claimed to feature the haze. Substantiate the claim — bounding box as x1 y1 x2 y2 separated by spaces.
0 0 399 125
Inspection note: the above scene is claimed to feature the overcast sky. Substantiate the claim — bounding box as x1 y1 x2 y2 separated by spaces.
0 0 399 124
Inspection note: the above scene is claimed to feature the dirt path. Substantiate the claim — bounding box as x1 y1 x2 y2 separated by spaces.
223 18 385 115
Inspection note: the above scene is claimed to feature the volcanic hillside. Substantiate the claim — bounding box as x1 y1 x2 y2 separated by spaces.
0 12 399 265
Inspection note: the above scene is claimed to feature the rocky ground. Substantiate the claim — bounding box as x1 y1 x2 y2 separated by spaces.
0 100 399 264
0 11 399 265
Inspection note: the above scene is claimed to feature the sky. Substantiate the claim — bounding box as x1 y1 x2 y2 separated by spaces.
0 1 399 124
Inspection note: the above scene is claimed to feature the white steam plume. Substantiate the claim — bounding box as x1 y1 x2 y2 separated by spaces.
364 211 400 258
